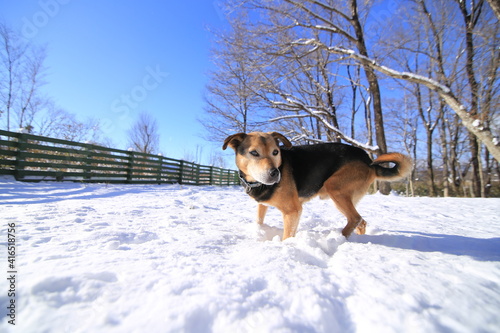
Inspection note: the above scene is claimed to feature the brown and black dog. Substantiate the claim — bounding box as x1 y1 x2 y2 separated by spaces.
223 132 412 240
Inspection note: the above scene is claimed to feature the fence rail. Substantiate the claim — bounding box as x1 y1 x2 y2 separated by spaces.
0 130 239 185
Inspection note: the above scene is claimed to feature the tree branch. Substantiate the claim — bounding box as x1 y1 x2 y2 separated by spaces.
294 39 500 161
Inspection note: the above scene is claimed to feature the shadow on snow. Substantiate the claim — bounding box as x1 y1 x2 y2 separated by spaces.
352 231 500 262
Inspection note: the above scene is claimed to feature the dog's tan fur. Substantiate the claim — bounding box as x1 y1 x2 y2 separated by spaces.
223 132 412 240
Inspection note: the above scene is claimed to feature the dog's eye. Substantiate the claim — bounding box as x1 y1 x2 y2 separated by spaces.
249 151 259 157
272 150 279 156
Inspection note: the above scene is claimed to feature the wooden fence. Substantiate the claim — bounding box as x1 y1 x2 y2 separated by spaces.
0 130 239 185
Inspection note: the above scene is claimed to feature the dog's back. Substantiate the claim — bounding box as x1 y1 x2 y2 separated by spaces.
281 143 373 198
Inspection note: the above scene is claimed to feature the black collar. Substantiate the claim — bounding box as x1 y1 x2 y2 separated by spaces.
238 170 263 192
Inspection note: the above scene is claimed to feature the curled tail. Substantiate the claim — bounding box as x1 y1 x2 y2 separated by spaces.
371 153 412 181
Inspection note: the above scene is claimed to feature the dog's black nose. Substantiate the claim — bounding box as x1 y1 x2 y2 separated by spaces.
269 168 279 178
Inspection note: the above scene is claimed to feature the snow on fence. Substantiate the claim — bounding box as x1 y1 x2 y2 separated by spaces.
0 130 239 185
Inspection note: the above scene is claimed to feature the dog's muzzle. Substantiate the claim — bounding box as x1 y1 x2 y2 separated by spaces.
262 168 280 185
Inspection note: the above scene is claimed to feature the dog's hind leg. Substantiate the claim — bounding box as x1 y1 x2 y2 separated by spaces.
256 204 268 225
323 162 374 237
329 193 366 238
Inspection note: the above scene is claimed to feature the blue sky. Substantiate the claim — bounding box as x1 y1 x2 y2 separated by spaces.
1 0 229 163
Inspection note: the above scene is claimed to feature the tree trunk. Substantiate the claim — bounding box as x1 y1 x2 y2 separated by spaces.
439 111 450 197
349 0 390 194
426 130 437 196
459 0 484 197
468 134 481 197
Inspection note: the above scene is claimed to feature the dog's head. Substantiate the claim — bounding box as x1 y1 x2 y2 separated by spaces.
223 132 292 185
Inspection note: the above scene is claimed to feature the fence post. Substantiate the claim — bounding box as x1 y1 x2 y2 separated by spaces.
156 154 163 185
179 160 184 185
83 144 92 181
14 133 27 181
127 150 134 183
195 164 201 185
209 166 214 185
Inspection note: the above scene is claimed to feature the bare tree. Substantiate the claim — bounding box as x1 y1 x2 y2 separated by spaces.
266 42 345 144
211 0 500 196
385 91 419 196
37 102 103 143
294 1 500 163
0 22 110 148
202 25 269 142
127 112 160 154
208 149 227 168
245 0 388 149
0 22 47 132
219 0 409 193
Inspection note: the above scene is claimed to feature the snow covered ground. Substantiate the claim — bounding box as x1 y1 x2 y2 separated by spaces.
1 175 499 333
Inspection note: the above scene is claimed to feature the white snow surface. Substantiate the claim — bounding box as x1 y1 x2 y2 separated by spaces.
1 176 499 333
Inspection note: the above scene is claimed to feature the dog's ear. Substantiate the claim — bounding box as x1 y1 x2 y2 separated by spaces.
223 133 247 151
270 132 292 148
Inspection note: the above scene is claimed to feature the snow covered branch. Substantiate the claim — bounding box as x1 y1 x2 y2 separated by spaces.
269 108 379 153
294 39 500 161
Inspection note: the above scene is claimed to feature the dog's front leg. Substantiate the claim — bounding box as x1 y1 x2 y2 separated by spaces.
282 209 302 240
256 204 268 225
